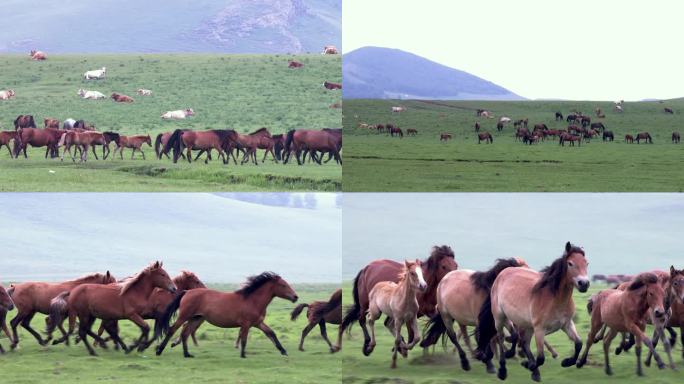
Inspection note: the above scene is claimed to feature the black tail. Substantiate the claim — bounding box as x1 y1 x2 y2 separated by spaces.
339 270 363 335
283 130 295 163
290 303 309 321
155 290 186 339
154 133 164 159
163 129 184 163
420 313 447 348
474 295 496 361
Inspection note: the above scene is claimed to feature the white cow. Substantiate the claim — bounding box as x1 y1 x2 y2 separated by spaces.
0 89 15 100
78 89 106 99
161 108 194 120
392 106 406 113
84 67 106 80
499 116 512 123
136 89 152 96
614 105 624 113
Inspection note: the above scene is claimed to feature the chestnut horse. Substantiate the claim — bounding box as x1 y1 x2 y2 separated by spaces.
367 260 428 368
291 288 342 352
58 131 108 162
49 261 176 356
0 284 15 354
113 135 152 160
0 131 17 158
334 245 458 354
234 128 275 165
163 129 235 164
155 272 298 359
13 127 64 158
8 271 115 349
625 134 634 143
283 129 342 165
478 132 493 144
476 242 589 382
577 273 667 376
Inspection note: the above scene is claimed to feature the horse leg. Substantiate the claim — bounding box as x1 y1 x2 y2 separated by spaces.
391 320 402 368
593 324 607 343
91 145 99 160
120 147 124 160
193 150 204 162
20 312 47 346
140 148 146 160
503 321 518 358
631 324 665 372
186 148 192 163
127 313 151 352
318 321 335 352
458 324 475 357
130 148 136 160
544 340 559 359
681 325 684 358
156 316 187 355
298 321 317 351
442 317 470 371
256 322 287 356
665 326 677 348
496 328 510 380
645 327 660 367
519 329 539 379
238 325 250 358
365 305 380 355
560 320 582 367
77 316 98 356
102 320 129 353
180 318 203 358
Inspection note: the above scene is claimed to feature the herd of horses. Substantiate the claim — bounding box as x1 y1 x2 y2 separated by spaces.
0 262 341 359
0 115 342 166
336 243 684 381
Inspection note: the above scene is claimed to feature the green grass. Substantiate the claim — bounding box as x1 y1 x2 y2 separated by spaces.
0 283 340 384
0 54 341 191
342 99 684 192
340 282 683 384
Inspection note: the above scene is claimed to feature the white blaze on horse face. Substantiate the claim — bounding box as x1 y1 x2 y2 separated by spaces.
415 266 427 291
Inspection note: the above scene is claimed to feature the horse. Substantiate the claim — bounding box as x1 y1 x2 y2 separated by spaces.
555 112 563 121
14 115 36 130
392 106 406 113
560 132 582 147
635 132 653 144
288 60 304 68
603 131 614 142
581 116 591 127
77 89 106 99
496 122 504 132
406 129 417 136
515 128 530 141
234 128 276 165
0 284 15 354
475 242 589 382
439 133 452 142
58 130 108 162
389 127 403 138
155 131 186 160
334 245 458 354
367 260 428 368
30 50 47 60
291 289 341 352
577 273 667 376
163 129 234 164
8 272 115 349
155 272 298 359
672 132 680 144
48 262 175 356
566 115 577 123
322 45 338 54
591 122 605 132
323 81 342 90
523 132 541 145
475 122 481 132
136 89 152 96
111 93 134 103
43 118 60 129
112 135 152 160
478 132 493 144
283 129 341 166
625 134 634 144
13 127 64 159
664 107 674 114
421 258 529 373
0 131 17 158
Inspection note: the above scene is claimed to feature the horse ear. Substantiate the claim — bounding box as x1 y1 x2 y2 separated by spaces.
565 241 572 253
404 260 411 268
672 266 677 277
106 270 111 278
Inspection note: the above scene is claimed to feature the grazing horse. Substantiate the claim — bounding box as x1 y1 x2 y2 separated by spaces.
577 273 667 376
13 127 64 158
334 246 458 354
476 242 589 382
14 115 36 130
30 50 47 60
111 93 134 103
664 107 674 114
580 116 591 127
44 118 60 129
9 272 115 349
291 289 341 352
478 132 493 144
163 129 234 164
113 135 152 160
0 131 17 158
591 122 605 132
156 272 298 359
0 284 15 354
288 60 304 68
367 260 428 368
421 258 529 373
58 130 108 162
474 122 481 132
496 122 504 132
406 128 417 136
389 127 403 138
603 131 614 142
515 127 530 141
559 132 581 147
439 133 452 142
635 132 652 144
555 112 563 121
283 129 342 166
625 134 634 143
672 132 680 144
323 81 342 90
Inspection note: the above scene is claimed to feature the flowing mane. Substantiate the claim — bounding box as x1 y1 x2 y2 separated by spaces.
120 262 161 295
249 127 270 136
533 242 585 295
312 289 342 319
628 272 658 291
236 272 280 297
424 245 456 273
471 258 523 293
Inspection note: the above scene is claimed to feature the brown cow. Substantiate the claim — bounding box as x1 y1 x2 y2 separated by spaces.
44 118 60 129
323 81 342 90
29 50 46 60
111 93 134 103
288 60 304 68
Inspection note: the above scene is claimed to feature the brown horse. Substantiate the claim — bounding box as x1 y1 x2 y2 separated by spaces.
283 129 341 165
50 262 175 356
440 133 452 142
560 132 582 147
234 128 276 165
577 273 667 376
406 128 417 136
476 242 589 382
625 134 634 143
58 131 108 162
13 127 64 158
44 118 60 129
0 284 15 354
8 271 115 349
335 245 457 354
163 129 235 164
664 107 674 114
478 132 493 144
0 131 17 158
155 272 298 359
367 260 428 368
113 135 152 160
389 127 403 138
672 132 680 144
291 288 342 352
288 60 304 68
14 115 36 130
474 122 481 132
154 130 188 160
323 81 342 90
635 132 653 144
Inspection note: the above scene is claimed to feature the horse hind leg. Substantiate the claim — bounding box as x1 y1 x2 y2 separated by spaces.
180 318 203 358
318 321 335 352
299 321 317 351
443 317 470 371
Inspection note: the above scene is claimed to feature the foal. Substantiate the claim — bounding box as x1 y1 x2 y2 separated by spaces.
366 260 428 368
0 284 14 353
113 135 152 160
291 288 342 352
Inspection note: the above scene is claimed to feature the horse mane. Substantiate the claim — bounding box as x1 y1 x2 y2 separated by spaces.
236 272 280 297
424 245 455 273
312 289 342 320
628 273 658 291
68 272 106 284
532 242 585 295
470 258 523 293
249 127 270 136
120 262 160 295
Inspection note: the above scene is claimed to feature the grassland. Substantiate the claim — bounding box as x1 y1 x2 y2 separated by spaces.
0 54 341 191
0 283 340 384
343 99 684 192
340 282 683 384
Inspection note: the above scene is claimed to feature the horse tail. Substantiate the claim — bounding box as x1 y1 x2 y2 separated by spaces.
284 129 295 152
474 295 496 361
340 269 363 335
156 290 186 338
162 129 183 163
154 133 164 159
419 313 447 348
46 291 70 335
290 303 309 321
13 116 20 130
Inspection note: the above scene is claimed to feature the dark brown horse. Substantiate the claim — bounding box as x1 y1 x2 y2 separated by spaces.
625 134 634 143
672 132 680 144
323 81 342 90
233 128 275 165
389 127 403 138
291 289 341 352
164 129 235 164
283 129 341 165
440 133 452 142
406 128 418 136
474 122 481 132
635 132 653 144
288 60 304 68
560 132 582 147
155 272 298 359
14 115 36 130
478 132 493 144
334 245 458 355
0 284 15 354
0 131 17 158
13 127 64 158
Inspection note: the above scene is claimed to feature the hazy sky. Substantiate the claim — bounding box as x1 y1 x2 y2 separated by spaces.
343 193 684 279
0 193 340 283
343 0 684 101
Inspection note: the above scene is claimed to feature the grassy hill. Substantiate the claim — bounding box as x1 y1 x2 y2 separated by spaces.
343 99 684 191
0 54 341 191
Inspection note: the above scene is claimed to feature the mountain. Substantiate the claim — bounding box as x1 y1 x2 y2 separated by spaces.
343 46 524 100
0 0 340 54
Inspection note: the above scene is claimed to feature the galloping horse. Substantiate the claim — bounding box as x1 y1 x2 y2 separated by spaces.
476 242 589 382
283 129 341 166
113 135 152 160
478 132 493 144
291 289 341 352
635 132 653 144
8 272 115 349
577 273 667 376
367 260 428 368
334 245 457 354
672 132 680 144
14 115 36 130
155 272 298 359
0 131 17 158
0 284 15 354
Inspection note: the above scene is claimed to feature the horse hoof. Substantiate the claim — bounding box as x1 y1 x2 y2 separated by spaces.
504 349 516 359
184 354 194 358
531 372 541 382
461 358 471 371
561 358 575 367
298 347 304 352
576 359 586 368
39 340 48 347
497 368 507 381
606 367 613 376
645 360 651 367
281 350 288 356
657 362 666 370
615 348 622 355
155 347 163 356
486 365 496 374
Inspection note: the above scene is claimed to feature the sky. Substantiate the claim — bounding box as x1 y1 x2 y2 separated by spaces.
343 0 684 101
0 193 340 283
343 193 684 280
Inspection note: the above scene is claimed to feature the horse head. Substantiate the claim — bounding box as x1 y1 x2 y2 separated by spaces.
670 266 684 304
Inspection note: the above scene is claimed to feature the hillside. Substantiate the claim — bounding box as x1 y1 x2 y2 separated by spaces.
343 46 524 100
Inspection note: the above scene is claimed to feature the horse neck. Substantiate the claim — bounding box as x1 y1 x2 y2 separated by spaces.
419 271 439 308
242 283 276 310
122 275 156 298
547 276 575 307
396 275 418 308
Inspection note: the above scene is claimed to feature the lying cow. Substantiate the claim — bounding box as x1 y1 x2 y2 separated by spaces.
78 89 106 99
0 89 15 100
136 89 152 96
392 106 405 113
161 108 194 120
111 92 134 103
30 50 47 60
288 60 304 68
84 67 106 80
322 45 338 54
323 81 342 90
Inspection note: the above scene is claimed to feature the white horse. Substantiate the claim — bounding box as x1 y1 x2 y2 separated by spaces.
392 106 406 113
161 109 194 120
614 105 624 113
63 118 77 129
78 89 105 99
84 67 106 80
